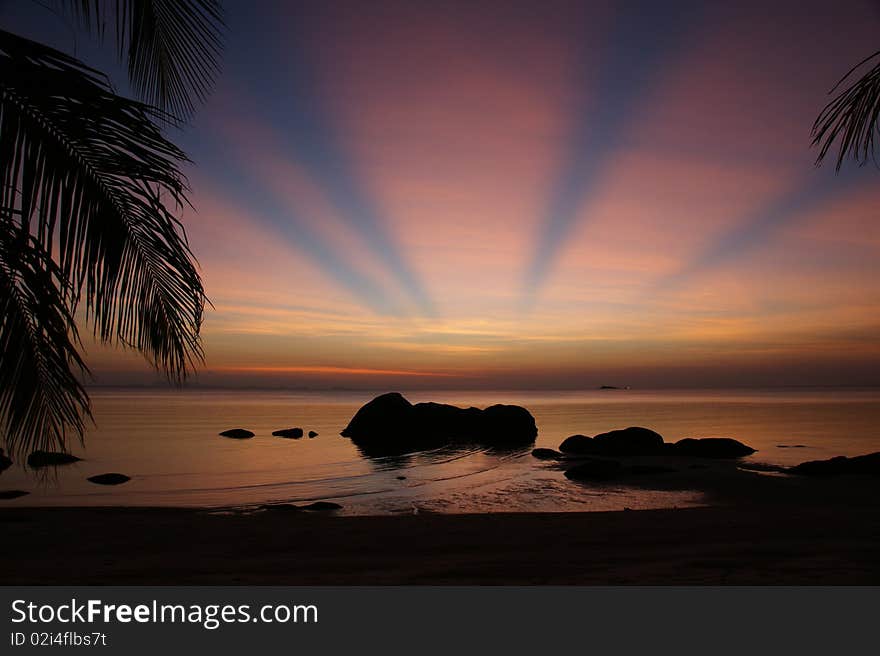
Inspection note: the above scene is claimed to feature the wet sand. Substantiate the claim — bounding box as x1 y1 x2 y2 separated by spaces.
2 472 880 584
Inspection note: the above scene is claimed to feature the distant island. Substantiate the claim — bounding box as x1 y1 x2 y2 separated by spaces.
599 385 630 390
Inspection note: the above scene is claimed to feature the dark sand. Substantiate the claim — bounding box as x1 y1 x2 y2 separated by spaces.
2 463 880 585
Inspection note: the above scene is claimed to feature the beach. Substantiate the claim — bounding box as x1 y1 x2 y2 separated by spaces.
3 465 880 585
3 499 880 585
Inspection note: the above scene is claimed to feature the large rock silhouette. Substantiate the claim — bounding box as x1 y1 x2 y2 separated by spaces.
341 392 537 456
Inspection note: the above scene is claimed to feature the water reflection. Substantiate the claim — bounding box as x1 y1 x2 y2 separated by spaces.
355 441 531 469
0 388 878 513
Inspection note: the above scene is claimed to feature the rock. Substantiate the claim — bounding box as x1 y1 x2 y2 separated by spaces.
592 427 665 456
670 437 756 459
564 458 623 481
559 428 665 456
480 404 538 443
260 501 342 511
301 501 342 511
558 435 594 454
531 448 564 460
260 503 302 512
0 490 28 500
308 431 318 438
396 475 407 480
342 392 412 438
789 452 880 477
219 429 254 439
87 473 130 485
560 429 753 459
27 451 82 468
272 427 304 439
341 392 537 455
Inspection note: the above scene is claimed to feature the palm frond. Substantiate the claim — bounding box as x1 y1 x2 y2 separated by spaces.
812 50 880 171
62 0 224 121
0 217 91 459
0 29 206 384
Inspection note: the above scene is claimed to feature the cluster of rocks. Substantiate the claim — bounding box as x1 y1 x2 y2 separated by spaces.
556 428 756 459
533 426 880 481
340 392 537 456
529 426 758 481
219 428 319 439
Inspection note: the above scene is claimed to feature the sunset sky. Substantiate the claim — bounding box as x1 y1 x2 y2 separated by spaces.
5 0 880 389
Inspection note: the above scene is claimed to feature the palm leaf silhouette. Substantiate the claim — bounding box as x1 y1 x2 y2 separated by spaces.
0 220 91 457
812 50 880 170
62 0 225 121
0 29 206 456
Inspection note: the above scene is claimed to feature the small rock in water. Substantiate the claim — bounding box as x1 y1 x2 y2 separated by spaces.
87 473 130 486
260 503 302 512
27 451 81 468
301 501 342 511
0 490 29 500
531 448 563 460
308 431 318 438
219 429 254 439
273 427 304 439
396 475 407 480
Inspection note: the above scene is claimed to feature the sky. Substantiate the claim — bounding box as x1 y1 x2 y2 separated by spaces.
4 0 880 389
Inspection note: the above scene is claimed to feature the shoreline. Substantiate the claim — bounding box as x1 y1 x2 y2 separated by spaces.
5 447 880 585
3 493 880 584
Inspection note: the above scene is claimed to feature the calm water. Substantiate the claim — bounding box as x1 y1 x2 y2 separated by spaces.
2 388 879 514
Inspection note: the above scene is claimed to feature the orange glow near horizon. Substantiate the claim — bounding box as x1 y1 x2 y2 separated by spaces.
213 365 462 378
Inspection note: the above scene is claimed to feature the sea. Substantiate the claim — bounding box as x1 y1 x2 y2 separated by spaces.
2 388 879 514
